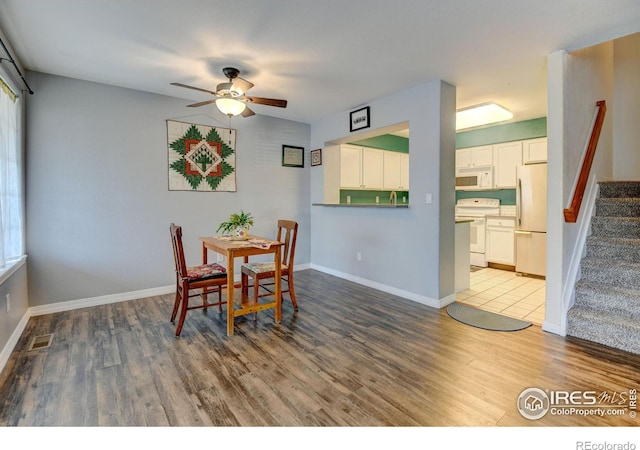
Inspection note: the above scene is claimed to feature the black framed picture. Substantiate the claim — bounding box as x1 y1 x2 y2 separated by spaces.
350 106 370 132
282 145 304 168
310 148 322 166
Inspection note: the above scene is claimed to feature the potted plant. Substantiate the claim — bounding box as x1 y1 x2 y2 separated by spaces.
216 210 255 240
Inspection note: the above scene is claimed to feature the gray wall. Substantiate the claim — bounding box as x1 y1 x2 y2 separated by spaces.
25 71 310 307
613 32 640 180
309 80 457 306
546 41 614 333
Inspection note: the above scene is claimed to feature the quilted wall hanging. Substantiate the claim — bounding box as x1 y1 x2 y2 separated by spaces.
167 120 237 191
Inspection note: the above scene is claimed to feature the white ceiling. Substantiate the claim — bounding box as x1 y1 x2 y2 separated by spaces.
1 0 639 125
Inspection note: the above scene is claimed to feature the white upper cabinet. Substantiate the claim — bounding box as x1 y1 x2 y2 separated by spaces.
340 144 384 190
456 138 547 190
493 141 523 188
456 145 493 168
523 138 547 164
361 147 384 189
400 153 409 190
383 152 409 190
340 144 362 189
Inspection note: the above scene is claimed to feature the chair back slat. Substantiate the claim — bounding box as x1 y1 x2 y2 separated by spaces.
170 223 188 278
277 220 298 268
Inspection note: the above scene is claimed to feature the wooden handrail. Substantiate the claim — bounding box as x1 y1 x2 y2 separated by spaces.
563 100 606 223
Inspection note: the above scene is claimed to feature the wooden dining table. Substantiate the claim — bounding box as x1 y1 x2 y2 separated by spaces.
199 235 284 336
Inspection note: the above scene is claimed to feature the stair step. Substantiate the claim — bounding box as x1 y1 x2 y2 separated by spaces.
599 181 640 198
571 181 640 356
566 306 640 354
586 236 640 262
595 197 640 217
590 216 640 238
580 257 640 290
574 280 640 319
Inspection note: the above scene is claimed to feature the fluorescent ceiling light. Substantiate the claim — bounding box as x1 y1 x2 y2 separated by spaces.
456 103 513 130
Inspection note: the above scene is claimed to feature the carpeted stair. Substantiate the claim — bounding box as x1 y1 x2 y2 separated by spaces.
567 180 640 354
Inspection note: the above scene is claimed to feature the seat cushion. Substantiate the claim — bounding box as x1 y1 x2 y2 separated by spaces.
186 263 227 280
242 262 287 275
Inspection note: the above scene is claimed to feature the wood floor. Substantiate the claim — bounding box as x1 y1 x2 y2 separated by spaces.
1 269 639 426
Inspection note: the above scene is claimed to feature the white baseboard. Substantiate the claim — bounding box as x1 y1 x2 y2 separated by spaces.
29 285 175 316
310 263 449 308
542 318 567 336
0 309 30 376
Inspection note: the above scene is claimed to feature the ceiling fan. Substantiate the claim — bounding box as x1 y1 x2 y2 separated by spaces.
171 67 287 118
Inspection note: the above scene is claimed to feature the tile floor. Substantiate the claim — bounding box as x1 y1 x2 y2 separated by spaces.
456 267 546 325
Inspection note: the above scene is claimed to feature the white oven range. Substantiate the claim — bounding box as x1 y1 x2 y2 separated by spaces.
455 198 501 267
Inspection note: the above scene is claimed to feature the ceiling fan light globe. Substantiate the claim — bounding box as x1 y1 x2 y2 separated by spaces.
216 97 246 117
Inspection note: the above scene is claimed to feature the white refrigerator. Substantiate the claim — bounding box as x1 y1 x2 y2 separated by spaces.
515 163 547 277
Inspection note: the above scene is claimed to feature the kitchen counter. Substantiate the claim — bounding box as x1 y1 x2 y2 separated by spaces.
312 203 409 208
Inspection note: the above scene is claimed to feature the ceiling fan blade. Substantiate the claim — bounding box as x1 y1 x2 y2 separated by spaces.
241 106 255 117
170 82 217 96
186 99 218 107
245 96 287 108
232 77 254 95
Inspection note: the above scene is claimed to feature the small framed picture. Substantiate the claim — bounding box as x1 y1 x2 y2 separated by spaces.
350 106 370 132
282 145 304 168
310 148 322 166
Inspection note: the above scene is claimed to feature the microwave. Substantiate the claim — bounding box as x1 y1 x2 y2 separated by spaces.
455 166 493 190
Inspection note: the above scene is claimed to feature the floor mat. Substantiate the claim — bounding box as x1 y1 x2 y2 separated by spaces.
446 302 532 331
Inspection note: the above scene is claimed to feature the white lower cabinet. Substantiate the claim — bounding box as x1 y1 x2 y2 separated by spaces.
485 216 515 265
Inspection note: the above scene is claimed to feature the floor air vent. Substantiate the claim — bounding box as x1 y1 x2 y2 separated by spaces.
27 334 54 351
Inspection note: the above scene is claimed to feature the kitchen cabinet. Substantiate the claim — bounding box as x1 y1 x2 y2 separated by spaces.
456 145 493 169
400 153 409 189
485 216 515 265
340 144 362 189
493 141 523 188
362 148 384 189
456 138 547 189
523 138 547 164
383 152 409 190
340 144 384 190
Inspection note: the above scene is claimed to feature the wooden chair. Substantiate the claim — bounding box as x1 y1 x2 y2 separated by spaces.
241 220 299 311
170 223 228 337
